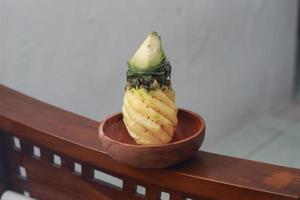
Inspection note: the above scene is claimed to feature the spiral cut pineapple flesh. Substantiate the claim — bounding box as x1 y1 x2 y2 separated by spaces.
122 87 178 145
123 32 178 145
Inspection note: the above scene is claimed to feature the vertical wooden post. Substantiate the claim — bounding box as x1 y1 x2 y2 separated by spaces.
0 131 11 193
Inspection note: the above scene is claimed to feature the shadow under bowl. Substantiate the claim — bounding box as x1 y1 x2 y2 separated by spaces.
98 108 205 169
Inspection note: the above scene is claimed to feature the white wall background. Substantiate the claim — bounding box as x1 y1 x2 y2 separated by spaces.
0 0 298 150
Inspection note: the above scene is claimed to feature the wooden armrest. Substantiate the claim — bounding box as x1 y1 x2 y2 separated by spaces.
0 84 299 200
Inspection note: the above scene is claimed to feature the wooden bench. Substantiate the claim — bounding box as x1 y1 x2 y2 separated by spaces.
0 84 299 200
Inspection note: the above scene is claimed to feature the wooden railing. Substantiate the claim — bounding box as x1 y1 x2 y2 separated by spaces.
0 84 299 200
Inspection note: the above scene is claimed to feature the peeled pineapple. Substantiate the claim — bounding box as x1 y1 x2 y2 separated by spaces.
122 32 178 145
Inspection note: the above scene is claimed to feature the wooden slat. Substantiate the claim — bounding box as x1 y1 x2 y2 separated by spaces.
123 179 136 196
170 192 184 200
145 185 160 200
0 84 300 199
6 144 142 200
0 132 11 193
0 134 6 194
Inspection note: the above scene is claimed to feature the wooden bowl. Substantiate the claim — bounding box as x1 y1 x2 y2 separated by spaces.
98 108 205 168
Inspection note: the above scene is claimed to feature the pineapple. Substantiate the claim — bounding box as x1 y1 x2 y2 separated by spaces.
122 32 178 145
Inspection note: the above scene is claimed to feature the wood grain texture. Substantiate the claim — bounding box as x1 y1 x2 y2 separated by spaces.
99 110 205 168
0 84 300 200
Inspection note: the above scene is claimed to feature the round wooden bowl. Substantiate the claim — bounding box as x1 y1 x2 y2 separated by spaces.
98 108 205 169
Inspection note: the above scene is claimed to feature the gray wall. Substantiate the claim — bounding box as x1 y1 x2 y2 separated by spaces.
0 0 298 150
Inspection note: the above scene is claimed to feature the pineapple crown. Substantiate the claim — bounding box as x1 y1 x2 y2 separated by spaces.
126 32 172 90
126 59 171 90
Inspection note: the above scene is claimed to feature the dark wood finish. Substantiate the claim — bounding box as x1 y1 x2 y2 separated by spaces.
4 139 139 200
0 152 5 192
0 185 3 195
99 110 205 168
0 84 300 200
0 134 5 193
0 132 10 193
